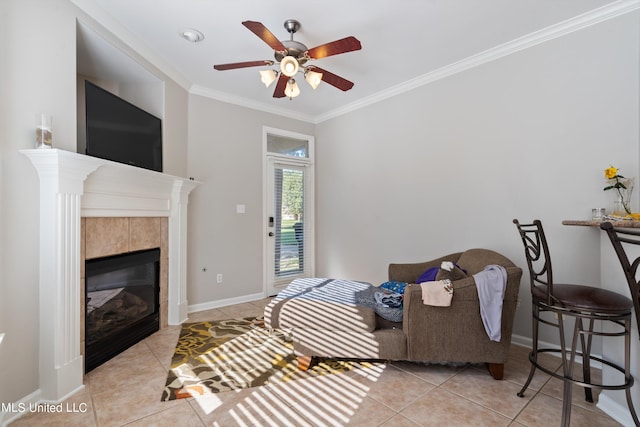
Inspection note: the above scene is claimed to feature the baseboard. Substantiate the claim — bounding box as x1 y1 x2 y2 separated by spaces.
1 388 42 427
597 392 636 426
510 333 534 349
0 384 86 427
187 292 266 314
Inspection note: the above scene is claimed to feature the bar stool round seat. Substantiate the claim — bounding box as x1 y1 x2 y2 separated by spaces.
513 219 638 427
533 283 633 314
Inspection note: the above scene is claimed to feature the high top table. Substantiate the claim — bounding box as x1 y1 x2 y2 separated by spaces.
563 219 639 426
563 219 640 228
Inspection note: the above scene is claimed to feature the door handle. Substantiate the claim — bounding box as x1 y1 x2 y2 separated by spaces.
268 232 274 237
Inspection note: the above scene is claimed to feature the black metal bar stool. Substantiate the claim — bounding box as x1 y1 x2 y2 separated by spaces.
513 219 637 426
601 221 640 426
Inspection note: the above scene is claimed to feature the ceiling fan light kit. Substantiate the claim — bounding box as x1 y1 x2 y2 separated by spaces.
213 19 361 99
259 69 278 87
279 56 299 77
284 79 300 99
304 69 323 90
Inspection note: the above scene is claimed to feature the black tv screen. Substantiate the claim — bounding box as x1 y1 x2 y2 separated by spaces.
85 81 162 172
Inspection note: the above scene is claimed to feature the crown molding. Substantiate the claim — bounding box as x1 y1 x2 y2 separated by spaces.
189 85 316 123
315 0 640 123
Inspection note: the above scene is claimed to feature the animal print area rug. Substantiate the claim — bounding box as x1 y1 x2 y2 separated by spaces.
161 317 370 401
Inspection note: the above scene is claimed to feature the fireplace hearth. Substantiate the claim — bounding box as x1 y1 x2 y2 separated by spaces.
85 248 160 372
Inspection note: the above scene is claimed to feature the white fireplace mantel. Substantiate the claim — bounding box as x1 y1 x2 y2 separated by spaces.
21 149 200 402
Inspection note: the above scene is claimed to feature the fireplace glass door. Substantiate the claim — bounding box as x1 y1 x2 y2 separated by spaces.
85 248 160 372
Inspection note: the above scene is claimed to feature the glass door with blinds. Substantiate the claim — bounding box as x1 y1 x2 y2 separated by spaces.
264 129 314 297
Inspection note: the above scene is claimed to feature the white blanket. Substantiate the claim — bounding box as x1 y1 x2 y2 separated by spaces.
472 265 507 342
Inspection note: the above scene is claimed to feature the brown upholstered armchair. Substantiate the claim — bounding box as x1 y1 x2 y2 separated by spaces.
265 248 523 379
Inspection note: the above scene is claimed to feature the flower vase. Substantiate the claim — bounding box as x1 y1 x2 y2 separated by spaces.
613 176 634 216
613 198 630 216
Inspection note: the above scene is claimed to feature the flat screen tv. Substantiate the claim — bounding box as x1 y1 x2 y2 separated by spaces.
85 81 163 172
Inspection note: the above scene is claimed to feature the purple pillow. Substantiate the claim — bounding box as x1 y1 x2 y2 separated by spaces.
415 267 439 284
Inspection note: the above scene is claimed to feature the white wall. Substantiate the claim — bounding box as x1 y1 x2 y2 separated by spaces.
0 0 190 410
314 11 639 344
186 95 314 307
0 0 78 407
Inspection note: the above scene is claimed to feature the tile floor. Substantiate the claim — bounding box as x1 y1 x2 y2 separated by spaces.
8 298 624 426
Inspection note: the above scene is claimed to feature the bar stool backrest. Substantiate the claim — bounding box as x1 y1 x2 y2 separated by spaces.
513 219 555 307
601 221 640 335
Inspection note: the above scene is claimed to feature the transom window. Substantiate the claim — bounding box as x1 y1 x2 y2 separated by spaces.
267 134 309 158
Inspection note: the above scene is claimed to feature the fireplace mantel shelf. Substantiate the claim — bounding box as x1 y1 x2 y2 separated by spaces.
21 149 200 217
21 148 200 402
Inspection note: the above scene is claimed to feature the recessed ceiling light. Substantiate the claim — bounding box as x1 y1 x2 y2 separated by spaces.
180 28 204 43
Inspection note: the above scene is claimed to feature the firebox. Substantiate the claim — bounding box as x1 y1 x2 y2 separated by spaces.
85 248 160 372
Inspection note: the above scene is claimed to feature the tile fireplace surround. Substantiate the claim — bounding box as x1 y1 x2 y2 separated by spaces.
21 149 199 403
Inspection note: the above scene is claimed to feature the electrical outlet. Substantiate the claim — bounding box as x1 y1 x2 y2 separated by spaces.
216 273 223 284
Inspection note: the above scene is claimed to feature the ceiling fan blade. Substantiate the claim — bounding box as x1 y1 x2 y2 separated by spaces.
306 36 362 59
309 66 355 91
242 21 287 52
273 74 288 98
213 60 273 71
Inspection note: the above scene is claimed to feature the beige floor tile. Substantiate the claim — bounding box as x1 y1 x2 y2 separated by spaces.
125 400 204 427
505 343 572 412
86 342 165 394
540 373 610 413
89 341 181 426
504 353 554 392
267 372 372 414
349 364 435 411
189 387 313 427
379 414 421 426
332 395 396 426
144 326 182 368
401 388 511 427
91 380 183 427
391 360 466 386
259 367 399 425
440 365 531 419
515 392 623 426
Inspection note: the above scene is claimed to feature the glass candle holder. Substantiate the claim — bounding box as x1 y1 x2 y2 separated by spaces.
592 208 605 220
36 114 52 148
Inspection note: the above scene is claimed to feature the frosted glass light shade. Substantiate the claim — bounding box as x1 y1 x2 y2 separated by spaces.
284 79 300 98
304 70 323 89
259 69 278 87
280 56 299 77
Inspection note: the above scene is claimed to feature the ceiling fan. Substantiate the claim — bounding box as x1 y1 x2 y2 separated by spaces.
213 19 362 99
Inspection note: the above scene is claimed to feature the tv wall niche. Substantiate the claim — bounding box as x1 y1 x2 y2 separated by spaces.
85 80 163 172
